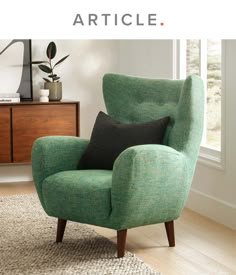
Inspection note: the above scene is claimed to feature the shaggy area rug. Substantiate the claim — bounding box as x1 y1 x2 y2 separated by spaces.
0 194 160 274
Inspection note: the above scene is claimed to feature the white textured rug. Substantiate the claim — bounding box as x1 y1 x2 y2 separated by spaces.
0 194 160 274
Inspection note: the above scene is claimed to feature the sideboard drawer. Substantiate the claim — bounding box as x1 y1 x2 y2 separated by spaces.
0 107 11 163
0 101 80 164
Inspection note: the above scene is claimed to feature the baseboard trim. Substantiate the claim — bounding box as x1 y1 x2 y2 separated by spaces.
186 188 236 230
0 165 32 183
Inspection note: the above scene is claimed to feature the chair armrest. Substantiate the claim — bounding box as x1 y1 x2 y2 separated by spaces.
32 136 89 208
110 144 188 229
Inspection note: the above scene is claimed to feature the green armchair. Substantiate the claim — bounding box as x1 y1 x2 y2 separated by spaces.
32 73 204 258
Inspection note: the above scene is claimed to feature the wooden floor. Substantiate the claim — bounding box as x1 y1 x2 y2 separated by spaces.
1 181 236 275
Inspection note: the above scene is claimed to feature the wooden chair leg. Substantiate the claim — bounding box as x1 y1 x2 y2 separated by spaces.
56 219 67 243
165 220 175 247
117 229 127 258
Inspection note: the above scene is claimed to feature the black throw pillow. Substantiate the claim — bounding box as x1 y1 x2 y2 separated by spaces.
78 111 170 170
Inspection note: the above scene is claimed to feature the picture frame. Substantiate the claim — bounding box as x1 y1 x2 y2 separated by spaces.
0 39 33 101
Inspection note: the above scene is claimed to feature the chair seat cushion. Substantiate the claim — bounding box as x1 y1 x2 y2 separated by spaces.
42 170 112 227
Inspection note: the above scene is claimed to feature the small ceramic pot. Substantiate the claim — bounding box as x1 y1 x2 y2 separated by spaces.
44 82 62 101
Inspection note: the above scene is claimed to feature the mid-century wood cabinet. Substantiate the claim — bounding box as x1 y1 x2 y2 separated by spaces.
0 101 80 164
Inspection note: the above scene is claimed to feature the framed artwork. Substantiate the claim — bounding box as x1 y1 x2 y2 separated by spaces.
0 39 33 101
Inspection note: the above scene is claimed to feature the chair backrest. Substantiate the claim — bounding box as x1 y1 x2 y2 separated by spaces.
103 73 204 177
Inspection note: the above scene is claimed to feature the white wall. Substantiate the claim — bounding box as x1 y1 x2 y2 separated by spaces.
118 40 174 78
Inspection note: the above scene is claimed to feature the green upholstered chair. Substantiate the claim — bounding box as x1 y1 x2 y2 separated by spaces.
32 73 204 258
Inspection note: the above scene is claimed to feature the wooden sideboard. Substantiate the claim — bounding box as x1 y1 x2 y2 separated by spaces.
0 100 80 164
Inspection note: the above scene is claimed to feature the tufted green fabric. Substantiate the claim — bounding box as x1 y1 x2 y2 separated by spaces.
32 73 204 231
103 74 182 125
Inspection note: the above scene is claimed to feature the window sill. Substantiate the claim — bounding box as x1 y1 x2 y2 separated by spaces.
197 146 224 170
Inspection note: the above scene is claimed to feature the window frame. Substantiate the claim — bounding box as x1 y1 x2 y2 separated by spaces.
173 39 225 170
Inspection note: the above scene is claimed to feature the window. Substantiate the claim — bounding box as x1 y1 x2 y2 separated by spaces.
177 40 223 168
